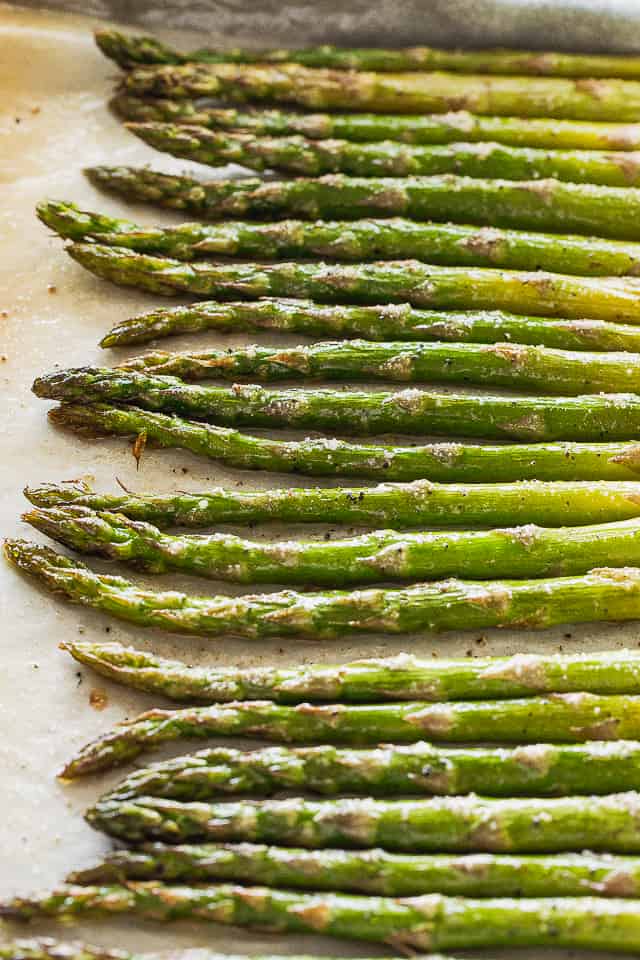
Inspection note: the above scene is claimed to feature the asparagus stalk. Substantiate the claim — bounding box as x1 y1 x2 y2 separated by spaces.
25 506 640 587
34 368 640 442
87 792 640 851
47 402 640 481
9 540 640 645
116 340 640 395
112 97 640 152
41 200 640 278
84 167 640 241
97 29 640 78
128 122 640 188
29 477 640 530
102 299 640 352
9 884 640 952
62 695 640 778
67 843 640 898
66 244 640 324
121 62 640 122
0 943 375 960
58 639 640 704
99 740 640 802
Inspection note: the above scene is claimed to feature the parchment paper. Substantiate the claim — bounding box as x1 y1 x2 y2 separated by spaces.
0 4 636 956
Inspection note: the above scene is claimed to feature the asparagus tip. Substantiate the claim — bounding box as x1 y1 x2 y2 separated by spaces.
47 404 111 438
37 198 92 242
32 368 98 400
21 507 63 541
126 121 200 154
94 28 136 68
4 538 37 569
4 538 86 590
5 537 55 566
57 637 118 658
35 198 62 227
83 166 122 190
23 479 93 508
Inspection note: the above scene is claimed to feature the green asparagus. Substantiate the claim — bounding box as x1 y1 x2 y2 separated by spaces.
8 884 640 952
85 167 640 241
26 506 640 586
66 245 640 323
47 403 640 481
9 540 640 643
112 97 640 152
34 369 640 442
128 122 640 187
67 843 640 898
99 740 640 801
41 200 640 277
30 476 640 529
58 639 640 703
101 299 640 352
97 29 640 78
122 62 640 121
87 792 640 851
63 695 640 778
116 340 640 395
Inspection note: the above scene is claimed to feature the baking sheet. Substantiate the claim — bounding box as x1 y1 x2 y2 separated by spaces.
0 3 637 956
10 0 640 54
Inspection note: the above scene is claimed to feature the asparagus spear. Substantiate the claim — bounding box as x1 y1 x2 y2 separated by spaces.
117 340 640 395
67 843 640 897
0 943 377 960
84 167 640 241
9 884 640 952
112 97 640 152
99 740 640 801
41 200 640 278
9 540 640 644
30 477 640 529
66 244 640 324
87 792 640 851
128 122 640 188
121 62 640 122
81 841 640 902
62 695 640 778
34 368 640 442
102 299 640 352
58 639 640 704
96 29 185 68
97 29 640 78
25 506 640 587
48 402 640 481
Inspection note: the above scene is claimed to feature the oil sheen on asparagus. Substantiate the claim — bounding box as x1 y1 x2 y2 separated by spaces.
8 541 640 644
